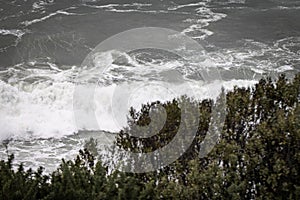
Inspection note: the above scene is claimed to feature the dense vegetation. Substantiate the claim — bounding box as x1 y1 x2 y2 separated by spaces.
1 74 300 199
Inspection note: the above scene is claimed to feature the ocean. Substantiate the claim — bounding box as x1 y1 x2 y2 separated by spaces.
0 0 300 173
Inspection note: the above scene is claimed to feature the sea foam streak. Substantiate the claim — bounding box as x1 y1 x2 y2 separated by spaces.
181 5 227 40
0 29 26 38
21 9 79 26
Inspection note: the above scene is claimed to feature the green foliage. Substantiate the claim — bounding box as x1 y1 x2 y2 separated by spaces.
0 154 49 200
1 74 300 199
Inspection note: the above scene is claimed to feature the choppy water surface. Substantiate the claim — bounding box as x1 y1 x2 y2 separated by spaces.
0 0 300 172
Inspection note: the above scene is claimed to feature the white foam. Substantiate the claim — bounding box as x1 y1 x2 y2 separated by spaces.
276 6 300 10
0 77 257 140
22 10 78 26
83 3 173 14
276 65 294 73
0 29 26 38
105 9 165 14
83 3 152 10
182 24 214 40
32 0 55 10
180 2 227 40
0 80 76 140
168 2 207 11
0 52 259 140
5 38 298 140
228 0 246 4
208 38 300 74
